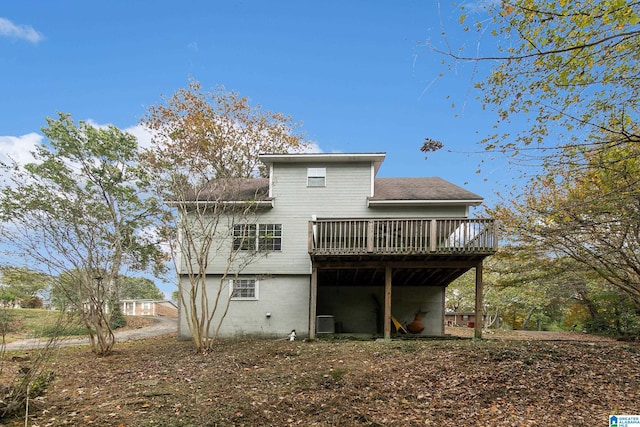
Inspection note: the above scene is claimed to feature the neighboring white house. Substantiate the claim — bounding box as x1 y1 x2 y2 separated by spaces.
121 299 178 317
177 152 496 340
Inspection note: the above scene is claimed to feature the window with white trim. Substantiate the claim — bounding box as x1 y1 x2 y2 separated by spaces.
233 223 282 251
307 167 326 187
230 278 258 300
233 224 257 251
258 224 282 251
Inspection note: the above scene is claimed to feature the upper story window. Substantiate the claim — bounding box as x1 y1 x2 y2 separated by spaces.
232 224 257 251
307 167 326 187
258 224 282 251
233 223 282 251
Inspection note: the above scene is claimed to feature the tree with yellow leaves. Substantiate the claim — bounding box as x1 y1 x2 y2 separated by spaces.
141 80 309 353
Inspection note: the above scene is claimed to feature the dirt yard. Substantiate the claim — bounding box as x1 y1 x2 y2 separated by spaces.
2 330 638 426
445 326 621 341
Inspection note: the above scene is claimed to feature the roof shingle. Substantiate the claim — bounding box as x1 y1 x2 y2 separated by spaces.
370 178 482 201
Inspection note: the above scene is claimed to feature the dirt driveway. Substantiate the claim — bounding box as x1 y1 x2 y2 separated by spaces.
3 316 177 351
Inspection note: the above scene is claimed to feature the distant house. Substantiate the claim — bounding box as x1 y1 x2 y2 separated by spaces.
177 152 497 339
121 299 178 318
444 311 485 327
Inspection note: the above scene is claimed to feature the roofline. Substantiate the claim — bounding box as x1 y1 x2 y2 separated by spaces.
259 152 386 162
166 200 274 208
259 152 386 174
367 199 484 208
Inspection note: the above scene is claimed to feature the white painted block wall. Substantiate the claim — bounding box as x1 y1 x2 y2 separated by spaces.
178 275 310 339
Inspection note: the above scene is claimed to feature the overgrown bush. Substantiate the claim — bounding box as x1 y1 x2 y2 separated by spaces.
0 368 55 419
109 304 127 330
0 311 25 336
1 309 62 422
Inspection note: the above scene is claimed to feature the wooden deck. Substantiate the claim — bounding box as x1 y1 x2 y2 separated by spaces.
309 218 497 257
307 218 497 341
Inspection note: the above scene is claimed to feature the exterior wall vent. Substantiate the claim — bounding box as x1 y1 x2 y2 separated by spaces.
316 315 335 334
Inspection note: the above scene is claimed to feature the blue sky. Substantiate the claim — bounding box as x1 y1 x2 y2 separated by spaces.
1 1 512 196
1 1 512 295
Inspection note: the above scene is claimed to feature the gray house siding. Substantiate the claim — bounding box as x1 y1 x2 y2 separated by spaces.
178 274 310 338
204 161 472 276
271 161 374 217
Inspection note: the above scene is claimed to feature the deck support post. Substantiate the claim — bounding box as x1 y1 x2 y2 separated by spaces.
474 262 483 339
309 266 318 340
384 265 392 340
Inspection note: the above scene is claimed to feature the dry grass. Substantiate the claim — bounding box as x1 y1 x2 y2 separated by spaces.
1 330 638 426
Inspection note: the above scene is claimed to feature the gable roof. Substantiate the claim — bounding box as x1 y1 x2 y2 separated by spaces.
368 178 483 206
175 178 271 204
183 177 482 207
259 152 386 175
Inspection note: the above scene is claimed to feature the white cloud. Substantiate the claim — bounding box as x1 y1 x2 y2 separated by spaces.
0 133 42 167
83 120 154 151
301 141 323 153
124 124 154 150
0 17 44 43
0 133 42 186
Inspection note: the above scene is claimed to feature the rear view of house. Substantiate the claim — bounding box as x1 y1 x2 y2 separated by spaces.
177 153 496 340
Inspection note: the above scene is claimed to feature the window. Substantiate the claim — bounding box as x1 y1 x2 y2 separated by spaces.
233 224 257 250
230 278 258 300
233 223 282 251
307 167 326 187
258 224 282 251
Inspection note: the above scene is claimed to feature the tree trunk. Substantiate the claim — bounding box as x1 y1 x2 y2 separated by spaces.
521 306 536 330
485 309 500 329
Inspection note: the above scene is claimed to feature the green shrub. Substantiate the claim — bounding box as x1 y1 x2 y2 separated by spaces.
109 304 127 330
0 310 26 335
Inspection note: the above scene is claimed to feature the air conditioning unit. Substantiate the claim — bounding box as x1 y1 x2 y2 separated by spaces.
316 315 335 334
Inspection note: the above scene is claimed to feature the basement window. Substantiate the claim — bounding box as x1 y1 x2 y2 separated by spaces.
307 167 326 187
230 278 259 300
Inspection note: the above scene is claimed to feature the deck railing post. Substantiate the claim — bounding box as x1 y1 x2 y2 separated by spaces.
430 219 437 252
367 220 374 253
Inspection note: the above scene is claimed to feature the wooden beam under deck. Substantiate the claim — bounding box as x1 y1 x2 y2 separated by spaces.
384 266 392 340
311 259 484 270
309 267 318 340
475 262 483 340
